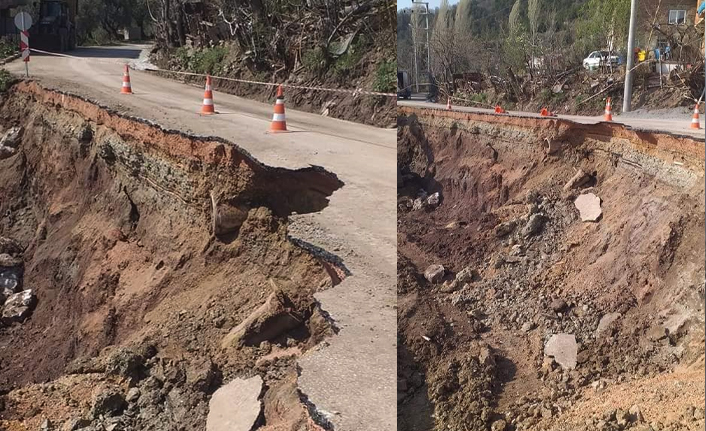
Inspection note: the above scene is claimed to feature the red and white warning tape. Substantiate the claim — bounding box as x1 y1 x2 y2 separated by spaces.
29 47 395 98
20 31 29 62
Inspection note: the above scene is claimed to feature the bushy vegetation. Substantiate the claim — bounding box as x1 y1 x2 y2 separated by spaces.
175 46 228 75
0 40 16 59
374 60 397 92
0 69 14 92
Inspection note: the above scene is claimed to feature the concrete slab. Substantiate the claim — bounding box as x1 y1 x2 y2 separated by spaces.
575 193 602 222
544 333 577 370
206 376 263 431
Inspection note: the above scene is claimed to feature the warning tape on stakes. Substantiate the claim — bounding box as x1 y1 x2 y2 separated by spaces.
29 47 395 98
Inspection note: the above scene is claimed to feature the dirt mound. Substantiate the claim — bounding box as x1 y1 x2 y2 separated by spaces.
0 81 345 430
397 108 705 431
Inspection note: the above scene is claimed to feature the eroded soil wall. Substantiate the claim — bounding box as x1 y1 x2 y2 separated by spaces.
0 81 344 431
397 107 705 431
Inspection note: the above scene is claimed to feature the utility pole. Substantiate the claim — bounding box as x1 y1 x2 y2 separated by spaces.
410 23 419 92
411 0 430 92
622 0 638 113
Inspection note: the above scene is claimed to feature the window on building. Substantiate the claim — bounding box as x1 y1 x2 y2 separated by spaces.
668 9 686 24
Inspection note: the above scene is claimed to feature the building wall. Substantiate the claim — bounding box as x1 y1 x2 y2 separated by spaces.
638 0 697 49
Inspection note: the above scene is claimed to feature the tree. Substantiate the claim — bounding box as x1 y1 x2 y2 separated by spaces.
527 0 541 75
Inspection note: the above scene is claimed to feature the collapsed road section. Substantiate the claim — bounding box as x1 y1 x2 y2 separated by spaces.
0 80 346 430
398 106 705 431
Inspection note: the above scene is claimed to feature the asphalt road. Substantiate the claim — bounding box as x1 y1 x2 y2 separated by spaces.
399 93 706 140
6 45 396 431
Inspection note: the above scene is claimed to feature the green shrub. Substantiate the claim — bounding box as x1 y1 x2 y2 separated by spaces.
0 69 13 92
471 93 488 104
303 47 327 76
190 46 228 75
0 40 15 59
333 36 366 78
373 60 396 92
176 46 229 75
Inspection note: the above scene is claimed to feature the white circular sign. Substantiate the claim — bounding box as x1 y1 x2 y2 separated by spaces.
14 12 32 31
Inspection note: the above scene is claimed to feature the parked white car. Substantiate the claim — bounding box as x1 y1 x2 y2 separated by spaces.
583 51 619 69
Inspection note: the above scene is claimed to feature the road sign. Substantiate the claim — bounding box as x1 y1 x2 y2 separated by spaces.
13 12 31 31
14 12 31 76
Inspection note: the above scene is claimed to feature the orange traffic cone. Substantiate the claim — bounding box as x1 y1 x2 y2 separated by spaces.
201 75 215 115
495 105 506 114
604 97 613 121
446 97 452 110
270 85 288 132
121 64 132 94
540 107 557 117
690 103 701 129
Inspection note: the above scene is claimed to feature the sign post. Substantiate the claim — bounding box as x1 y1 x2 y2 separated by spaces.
14 11 32 77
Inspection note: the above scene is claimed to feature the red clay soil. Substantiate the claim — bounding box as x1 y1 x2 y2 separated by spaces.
397 108 705 431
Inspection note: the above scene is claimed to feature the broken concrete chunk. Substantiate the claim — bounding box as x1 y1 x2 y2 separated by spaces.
596 312 621 337
544 333 577 370
426 192 440 208
574 193 602 222
563 169 591 191
206 376 263 431
424 264 445 284
522 214 546 238
2 289 36 324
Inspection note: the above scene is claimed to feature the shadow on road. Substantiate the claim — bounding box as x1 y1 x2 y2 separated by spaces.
33 46 142 59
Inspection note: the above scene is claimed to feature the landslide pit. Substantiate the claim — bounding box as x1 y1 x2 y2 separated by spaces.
397 108 705 431
0 81 346 431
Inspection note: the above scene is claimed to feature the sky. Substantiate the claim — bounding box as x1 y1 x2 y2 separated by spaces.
397 0 459 11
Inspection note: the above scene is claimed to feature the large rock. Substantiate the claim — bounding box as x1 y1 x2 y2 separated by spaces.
574 193 602 222
455 267 474 284
544 333 577 370
596 312 621 337
2 289 36 324
206 376 263 431
424 264 445 284
91 388 126 418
